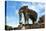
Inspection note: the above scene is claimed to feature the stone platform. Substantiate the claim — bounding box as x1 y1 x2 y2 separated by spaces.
5 23 44 30
18 23 44 29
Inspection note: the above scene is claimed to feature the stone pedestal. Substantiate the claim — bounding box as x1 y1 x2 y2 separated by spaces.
18 23 44 29
18 24 34 29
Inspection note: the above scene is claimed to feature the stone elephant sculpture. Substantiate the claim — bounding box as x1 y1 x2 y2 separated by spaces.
19 6 38 24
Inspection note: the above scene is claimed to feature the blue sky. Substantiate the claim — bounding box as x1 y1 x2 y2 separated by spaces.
6 1 45 27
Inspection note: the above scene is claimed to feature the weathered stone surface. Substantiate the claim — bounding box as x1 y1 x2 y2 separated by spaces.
18 23 44 29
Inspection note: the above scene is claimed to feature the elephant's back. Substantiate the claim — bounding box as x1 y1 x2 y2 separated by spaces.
28 9 37 16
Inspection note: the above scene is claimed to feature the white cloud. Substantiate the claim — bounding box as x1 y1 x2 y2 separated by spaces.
15 9 19 16
6 16 19 27
7 23 19 28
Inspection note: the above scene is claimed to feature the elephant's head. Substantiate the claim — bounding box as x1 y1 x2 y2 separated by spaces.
19 6 28 13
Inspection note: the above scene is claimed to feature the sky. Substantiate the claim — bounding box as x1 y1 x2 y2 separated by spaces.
6 1 45 27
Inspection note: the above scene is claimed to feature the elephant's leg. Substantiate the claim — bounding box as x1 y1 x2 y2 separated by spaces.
32 20 35 24
26 15 29 24
29 14 37 24
19 13 22 24
24 13 27 24
29 15 35 24
32 17 37 24
26 18 29 24
24 13 29 24
24 16 29 24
